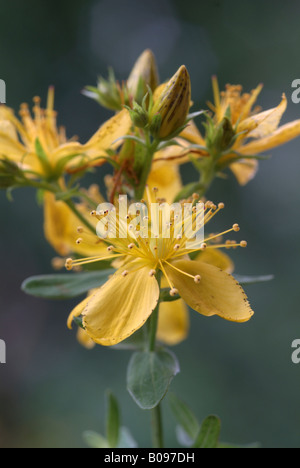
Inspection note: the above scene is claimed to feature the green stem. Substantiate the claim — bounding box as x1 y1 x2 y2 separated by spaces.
151 403 164 449
135 135 159 200
146 272 164 448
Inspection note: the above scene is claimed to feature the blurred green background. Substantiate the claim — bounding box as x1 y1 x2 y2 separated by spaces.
1 0 300 448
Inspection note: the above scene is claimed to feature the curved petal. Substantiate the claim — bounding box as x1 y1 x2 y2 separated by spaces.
195 248 234 273
0 131 27 159
230 159 258 186
84 109 132 153
43 192 106 257
82 264 160 346
147 161 182 201
164 259 254 323
238 94 287 138
157 299 189 346
237 120 300 155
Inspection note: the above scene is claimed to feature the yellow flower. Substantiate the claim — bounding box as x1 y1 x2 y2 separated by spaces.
210 78 300 184
154 79 300 185
0 88 132 178
66 193 253 347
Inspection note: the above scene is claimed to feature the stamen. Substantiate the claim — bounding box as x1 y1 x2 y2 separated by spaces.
194 275 201 284
170 288 179 297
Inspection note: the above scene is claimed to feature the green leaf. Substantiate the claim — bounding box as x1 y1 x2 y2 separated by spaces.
35 138 52 174
193 415 221 448
127 348 180 409
106 391 120 448
168 393 200 443
21 269 114 300
235 274 274 285
83 431 109 448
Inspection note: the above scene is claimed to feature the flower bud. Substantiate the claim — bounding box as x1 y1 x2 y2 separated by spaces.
149 65 191 140
127 102 149 128
127 49 159 104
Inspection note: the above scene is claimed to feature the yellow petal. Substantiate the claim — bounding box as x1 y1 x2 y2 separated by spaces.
237 120 300 155
84 109 132 156
195 248 234 273
239 83 263 121
164 260 254 323
0 130 26 159
43 192 106 257
179 120 205 146
82 263 160 346
230 159 258 185
76 328 96 349
147 161 182 201
238 94 287 138
157 299 189 346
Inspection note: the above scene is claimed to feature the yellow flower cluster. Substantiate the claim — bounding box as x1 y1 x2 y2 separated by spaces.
1 49 299 349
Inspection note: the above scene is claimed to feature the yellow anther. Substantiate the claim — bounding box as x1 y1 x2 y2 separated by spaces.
240 240 248 248
170 288 179 297
149 269 156 277
77 226 84 233
122 270 129 277
233 224 240 232
194 275 201 284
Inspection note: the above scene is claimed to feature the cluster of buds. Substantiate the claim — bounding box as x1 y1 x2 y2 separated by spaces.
85 49 192 142
127 63 192 141
83 50 159 111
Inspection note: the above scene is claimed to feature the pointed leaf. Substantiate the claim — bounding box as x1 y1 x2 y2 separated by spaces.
193 415 221 448
168 393 200 442
21 269 114 300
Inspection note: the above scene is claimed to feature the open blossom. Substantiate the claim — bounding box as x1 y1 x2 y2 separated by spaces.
0 87 131 178
154 79 300 186
66 190 253 347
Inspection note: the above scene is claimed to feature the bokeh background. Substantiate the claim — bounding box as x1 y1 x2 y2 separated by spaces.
1 0 300 448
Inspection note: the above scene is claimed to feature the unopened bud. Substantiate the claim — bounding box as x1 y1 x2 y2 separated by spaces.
149 65 191 140
127 49 159 104
127 102 149 128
